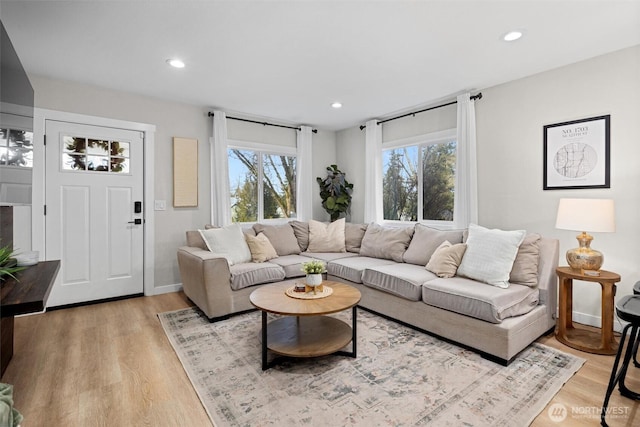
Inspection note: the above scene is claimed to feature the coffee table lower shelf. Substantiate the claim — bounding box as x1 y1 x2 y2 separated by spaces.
261 309 357 370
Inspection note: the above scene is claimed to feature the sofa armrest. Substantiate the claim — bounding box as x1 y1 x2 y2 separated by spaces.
177 246 233 319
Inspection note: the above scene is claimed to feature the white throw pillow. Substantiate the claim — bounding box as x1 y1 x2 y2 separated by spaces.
307 218 346 252
457 223 526 288
198 223 252 265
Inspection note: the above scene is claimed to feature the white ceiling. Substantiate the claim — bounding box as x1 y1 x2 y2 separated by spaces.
2 0 640 131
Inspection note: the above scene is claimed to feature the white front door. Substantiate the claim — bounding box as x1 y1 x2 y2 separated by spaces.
45 120 144 307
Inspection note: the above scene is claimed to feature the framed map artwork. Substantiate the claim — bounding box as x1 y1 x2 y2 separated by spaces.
543 115 610 190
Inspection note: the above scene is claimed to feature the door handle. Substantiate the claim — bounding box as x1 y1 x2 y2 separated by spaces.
128 219 142 225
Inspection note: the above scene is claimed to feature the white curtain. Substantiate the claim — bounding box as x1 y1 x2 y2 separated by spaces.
296 125 314 221
454 93 478 228
211 110 231 226
364 119 383 223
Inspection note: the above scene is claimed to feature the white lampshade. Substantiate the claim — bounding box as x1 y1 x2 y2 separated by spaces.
555 198 615 233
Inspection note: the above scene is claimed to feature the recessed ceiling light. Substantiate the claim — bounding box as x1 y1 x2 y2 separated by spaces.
166 58 185 68
331 102 342 109
502 31 523 42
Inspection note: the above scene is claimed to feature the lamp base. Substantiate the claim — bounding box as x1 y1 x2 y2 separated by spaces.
566 231 604 271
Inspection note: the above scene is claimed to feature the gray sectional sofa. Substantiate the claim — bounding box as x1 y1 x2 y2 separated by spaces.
177 221 559 365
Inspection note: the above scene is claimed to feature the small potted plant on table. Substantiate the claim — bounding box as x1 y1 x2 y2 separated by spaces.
301 260 326 293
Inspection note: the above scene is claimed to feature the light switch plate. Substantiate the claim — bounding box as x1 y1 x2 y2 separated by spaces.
154 200 166 211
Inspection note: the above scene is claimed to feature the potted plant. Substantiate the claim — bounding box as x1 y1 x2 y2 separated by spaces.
316 165 353 221
0 244 25 282
301 259 326 288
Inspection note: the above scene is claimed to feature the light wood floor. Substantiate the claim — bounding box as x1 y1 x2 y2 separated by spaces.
2 292 639 426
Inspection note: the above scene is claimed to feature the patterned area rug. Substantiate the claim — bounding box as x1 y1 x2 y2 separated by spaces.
158 307 584 427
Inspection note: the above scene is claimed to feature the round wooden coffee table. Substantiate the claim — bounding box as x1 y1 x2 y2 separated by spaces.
249 280 361 370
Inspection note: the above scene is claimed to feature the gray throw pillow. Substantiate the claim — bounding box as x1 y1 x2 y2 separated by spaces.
289 220 310 252
509 233 541 287
403 224 464 266
252 223 300 256
359 223 414 262
425 241 467 278
345 222 368 253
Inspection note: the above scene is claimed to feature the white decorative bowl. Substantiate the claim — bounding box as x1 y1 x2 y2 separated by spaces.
15 251 39 267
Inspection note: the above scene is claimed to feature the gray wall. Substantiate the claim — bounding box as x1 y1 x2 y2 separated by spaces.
31 76 336 289
475 45 640 324
337 45 640 326
29 43 640 323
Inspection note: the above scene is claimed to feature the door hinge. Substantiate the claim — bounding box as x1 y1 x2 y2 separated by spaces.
44 205 47 215
44 135 46 146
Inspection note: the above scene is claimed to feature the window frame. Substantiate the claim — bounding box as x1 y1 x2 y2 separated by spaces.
382 128 458 228
227 139 297 224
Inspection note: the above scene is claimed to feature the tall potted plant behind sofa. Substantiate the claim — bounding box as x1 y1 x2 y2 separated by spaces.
316 165 353 221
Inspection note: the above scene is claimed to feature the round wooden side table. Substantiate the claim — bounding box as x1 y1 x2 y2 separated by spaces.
555 266 621 354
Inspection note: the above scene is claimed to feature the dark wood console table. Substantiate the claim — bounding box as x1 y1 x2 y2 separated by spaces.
1 260 60 377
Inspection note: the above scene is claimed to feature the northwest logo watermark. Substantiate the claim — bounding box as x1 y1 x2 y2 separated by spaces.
548 403 630 422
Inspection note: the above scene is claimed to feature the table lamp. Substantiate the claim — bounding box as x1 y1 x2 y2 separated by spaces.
555 198 615 274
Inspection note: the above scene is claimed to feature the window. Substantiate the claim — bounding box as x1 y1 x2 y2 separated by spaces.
383 137 456 223
228 148 297 222
0 128 33 168
62 136 130 173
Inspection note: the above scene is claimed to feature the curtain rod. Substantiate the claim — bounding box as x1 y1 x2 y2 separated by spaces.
208 112 318 133
358 92 482 130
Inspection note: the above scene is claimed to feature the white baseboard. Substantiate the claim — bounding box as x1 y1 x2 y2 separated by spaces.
572 310 625 333
151 283 183 295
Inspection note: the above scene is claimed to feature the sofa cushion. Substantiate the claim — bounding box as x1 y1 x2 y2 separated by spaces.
359 223 414 262
345 222 368 253
425 241 467 278
253 223 301 256
307 218 346 252
457 223 526 288
289 220 309 252
403 224 464 266
268 254 310 278
245 233 278 263
422 277 539 323
229 262 285 290
327 256 396 284
301 252 359 263
362 263 437 301
510 233 541 287
186 230 207 250
199 223 252 266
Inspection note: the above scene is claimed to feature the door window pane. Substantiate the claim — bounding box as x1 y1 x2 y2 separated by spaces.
87 155 109 171
111 141 129 157
62 136 131 173
63 153 86 170
64 136 86 153
87 139 109 155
